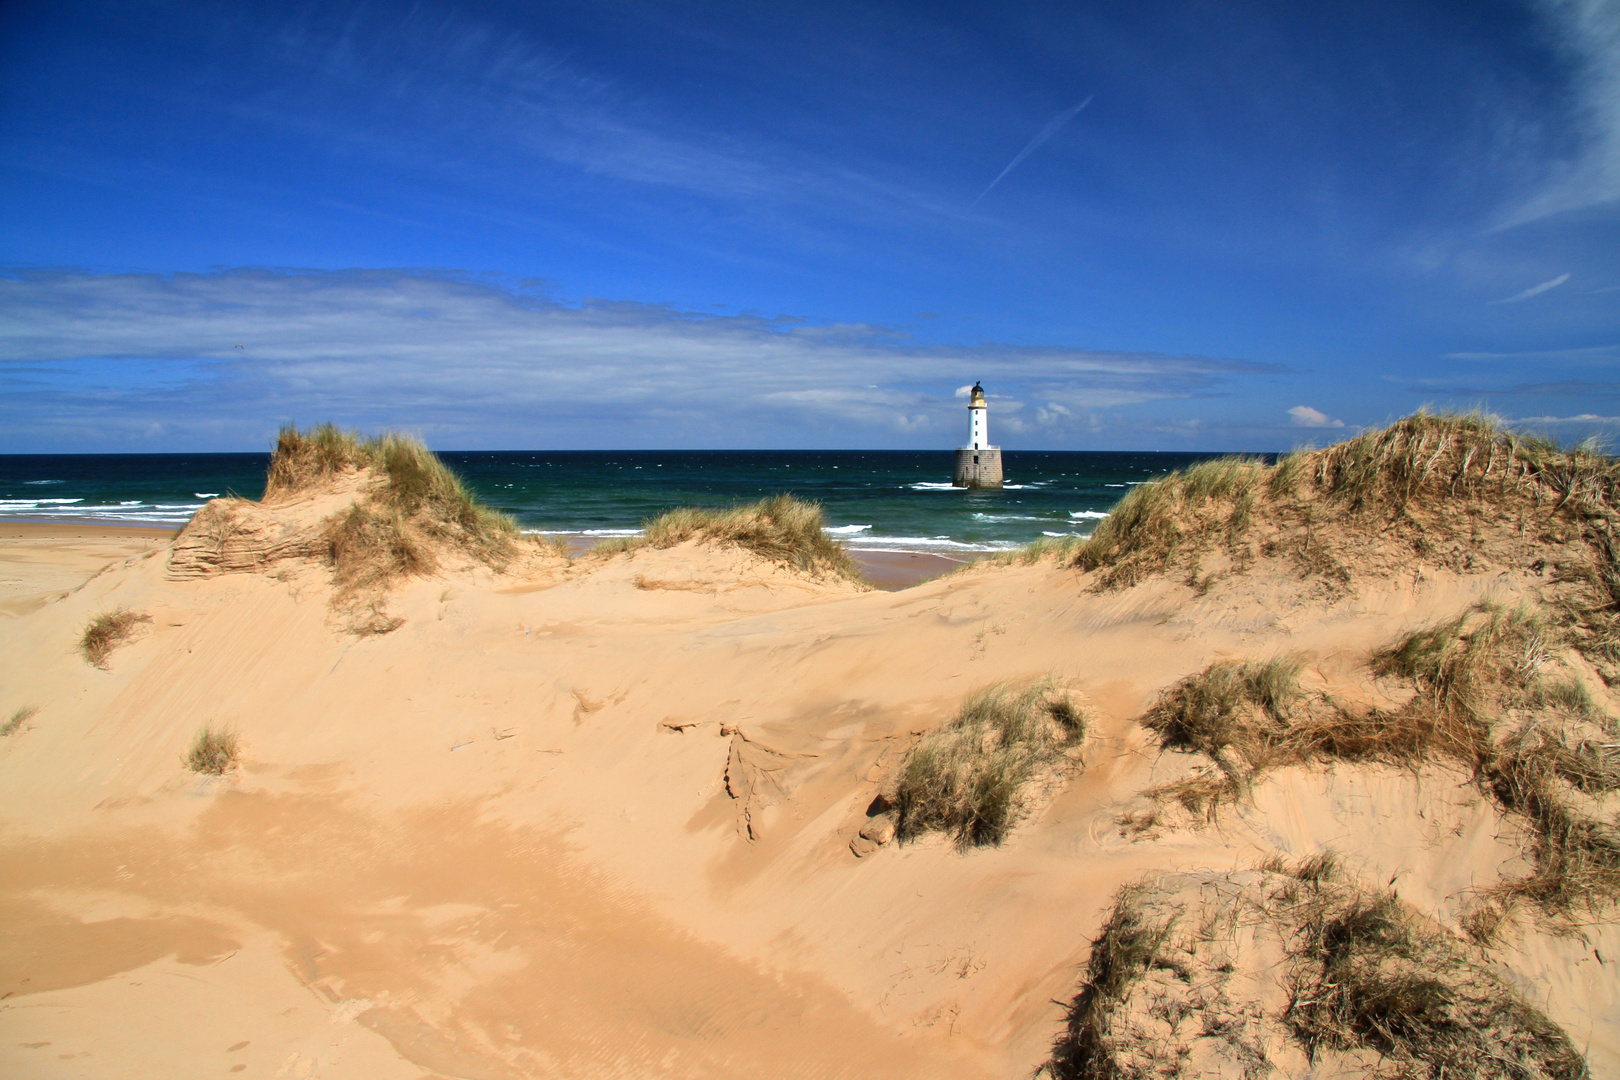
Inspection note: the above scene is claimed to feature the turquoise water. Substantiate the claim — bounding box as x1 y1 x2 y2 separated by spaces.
0 449 1237 554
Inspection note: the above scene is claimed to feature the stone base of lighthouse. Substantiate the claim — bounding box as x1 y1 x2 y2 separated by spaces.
953 447 1003 489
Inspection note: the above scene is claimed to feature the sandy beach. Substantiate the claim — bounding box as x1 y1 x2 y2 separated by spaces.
2 419 1617 1079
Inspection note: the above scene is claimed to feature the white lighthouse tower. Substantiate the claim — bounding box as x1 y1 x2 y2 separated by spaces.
952 381 1004 489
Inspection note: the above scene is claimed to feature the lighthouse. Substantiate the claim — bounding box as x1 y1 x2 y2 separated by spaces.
952 381 1004 489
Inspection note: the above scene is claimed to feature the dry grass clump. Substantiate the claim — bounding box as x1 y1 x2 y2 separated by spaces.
1066 409 1620 595
894 681 1087 848
79 608 153 668
371 434 515 550
1483 714 1620 921
1143 656 1304 758
1276 859 1587 1079
1 705 38 737
1370 601 1620 921
265 423 377 496
325 503 434 594
1373 601 1559 724
186 726 239 774
1136 601 1620 923
1042 881 1174 1079
263 426 517 622
1045 863 1587 1080
596 495 867 584
1072 457 1266 588
1137 656 1315 813
528 533 572 559
1310 410 1615 514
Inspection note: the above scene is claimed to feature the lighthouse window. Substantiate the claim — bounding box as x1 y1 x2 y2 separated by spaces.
973 454 980 464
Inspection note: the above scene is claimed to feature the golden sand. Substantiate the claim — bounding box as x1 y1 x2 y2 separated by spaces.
1 460 1614 1078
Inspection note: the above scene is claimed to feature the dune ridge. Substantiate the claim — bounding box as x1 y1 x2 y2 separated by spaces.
1 413 1617 1079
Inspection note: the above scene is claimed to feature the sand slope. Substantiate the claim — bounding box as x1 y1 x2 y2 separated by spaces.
1 490 1616 1077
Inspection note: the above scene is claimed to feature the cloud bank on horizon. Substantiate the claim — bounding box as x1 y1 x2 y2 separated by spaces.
0 0 1617 452
0 269 1272 450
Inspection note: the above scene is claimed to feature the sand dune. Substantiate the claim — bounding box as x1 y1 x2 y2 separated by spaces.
3 419 1618 1078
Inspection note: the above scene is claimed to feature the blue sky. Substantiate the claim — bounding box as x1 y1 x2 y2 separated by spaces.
2 0 1618 451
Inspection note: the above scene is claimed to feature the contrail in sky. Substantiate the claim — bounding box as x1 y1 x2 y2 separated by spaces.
1490 272 1571 304
974 95 1093 205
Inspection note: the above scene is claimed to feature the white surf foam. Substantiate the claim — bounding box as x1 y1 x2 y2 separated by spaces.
843 534 1020 553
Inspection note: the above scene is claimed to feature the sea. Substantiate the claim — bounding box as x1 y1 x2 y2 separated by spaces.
0 450 1239 556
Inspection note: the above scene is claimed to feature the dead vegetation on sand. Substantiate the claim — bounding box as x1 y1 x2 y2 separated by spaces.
1075 456 1269 588
1 705 38 737
1375 601 1620 926
1070 410 1620 594
1045 859 1588 1080
79 608 152 668
239 425 529 631
1130 599 1620 927
1076 414 1620 932
186 725 239 775
892 680 1087 848
268 425 519 582
592 495 867 584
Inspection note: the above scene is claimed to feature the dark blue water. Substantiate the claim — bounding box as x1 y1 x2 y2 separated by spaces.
0 450 1237 553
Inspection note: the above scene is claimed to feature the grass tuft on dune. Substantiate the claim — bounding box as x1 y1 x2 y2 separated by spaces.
265 422 378 496
1072 456 1267 587
79 608 152 668
594 494 867 584
1 705 38 737
1047 861 1588 1080
186 726 239 775
1067 409 1620 593
1132 600 1620 927
894 680 1086 848
262 425 521 615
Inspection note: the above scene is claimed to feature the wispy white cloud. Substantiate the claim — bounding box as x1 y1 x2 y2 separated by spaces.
1446 342 1618 360
1503 0 1620 225
1489 272 1572 303
1288 405 1345 428
0 269 1267 450
1516 412 1620 423
974 96 1093 205
16 0 974 252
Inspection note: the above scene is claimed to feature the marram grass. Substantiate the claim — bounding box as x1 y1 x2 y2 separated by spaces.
594 494 867 584
895 680 1086 848
266 424 519 595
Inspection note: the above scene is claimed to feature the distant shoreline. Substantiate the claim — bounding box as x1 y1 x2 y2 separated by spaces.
0 519 965 589
0 520 181 541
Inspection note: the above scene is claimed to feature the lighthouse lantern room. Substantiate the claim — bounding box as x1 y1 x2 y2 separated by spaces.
952 381 1004 489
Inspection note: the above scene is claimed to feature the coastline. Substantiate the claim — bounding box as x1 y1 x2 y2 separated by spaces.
0 521 178 613
0 520 967 591
1 446 1162 556
0 520 181 542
